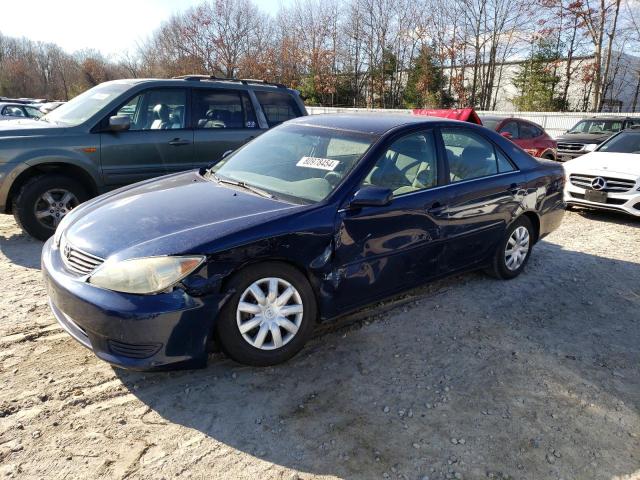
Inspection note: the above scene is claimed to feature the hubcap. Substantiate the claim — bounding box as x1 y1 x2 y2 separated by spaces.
236 277 303 350
504 226 530 271
34 189 79 229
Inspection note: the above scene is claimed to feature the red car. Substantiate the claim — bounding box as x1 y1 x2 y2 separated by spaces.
480 116 557 160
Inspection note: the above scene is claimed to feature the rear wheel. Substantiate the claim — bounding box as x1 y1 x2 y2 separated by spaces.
486 216 534 279
12 174 89 241
216 262 317 366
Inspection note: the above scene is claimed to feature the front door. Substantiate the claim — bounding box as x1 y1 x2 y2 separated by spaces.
331 129 448 312
191 89 262 169
438 126 526 272
100 88 193 187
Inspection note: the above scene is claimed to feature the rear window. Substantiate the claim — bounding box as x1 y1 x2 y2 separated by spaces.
254 91 302 127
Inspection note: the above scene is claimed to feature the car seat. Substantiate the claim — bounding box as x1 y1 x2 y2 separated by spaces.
150 104 170 129
449 145 494 179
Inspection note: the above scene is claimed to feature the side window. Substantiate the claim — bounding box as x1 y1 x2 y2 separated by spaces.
442 128 515 182
25 106 44 119
520 123 540 139
499 121 519 138
116 89 187 131
192 90 257 129
362 130 438 196
254 91 302 127
2 106 25 117
496 150 516 173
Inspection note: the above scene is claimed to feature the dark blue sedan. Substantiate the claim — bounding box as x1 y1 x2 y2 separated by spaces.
42 114 565 369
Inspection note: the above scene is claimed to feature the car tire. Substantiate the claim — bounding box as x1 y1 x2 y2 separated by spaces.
12 174 89 241
216 262 317 366
486 216 534 280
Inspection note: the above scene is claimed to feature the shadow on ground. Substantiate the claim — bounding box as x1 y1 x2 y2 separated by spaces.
115 242 640 479
0 231 43 269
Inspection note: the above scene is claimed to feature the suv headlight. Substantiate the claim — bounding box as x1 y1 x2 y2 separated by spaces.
583 143 598 152
89 256 205 294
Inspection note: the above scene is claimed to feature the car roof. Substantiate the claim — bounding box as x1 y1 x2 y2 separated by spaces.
584 116 632 120
102 77 300 94
287 113 448 135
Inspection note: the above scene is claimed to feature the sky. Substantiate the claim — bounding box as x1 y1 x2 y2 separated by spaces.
0 0 291 57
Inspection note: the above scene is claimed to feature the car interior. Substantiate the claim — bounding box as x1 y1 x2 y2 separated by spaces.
364 133 438 196
193 91 256 129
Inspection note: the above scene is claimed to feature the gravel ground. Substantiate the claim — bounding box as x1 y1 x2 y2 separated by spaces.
0 209 638 480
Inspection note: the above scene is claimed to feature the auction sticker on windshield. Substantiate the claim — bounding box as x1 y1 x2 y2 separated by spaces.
296 157 340 171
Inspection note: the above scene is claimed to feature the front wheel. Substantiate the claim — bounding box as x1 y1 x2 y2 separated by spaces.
12 174 89 241
216 262 317 366
486 216 534 279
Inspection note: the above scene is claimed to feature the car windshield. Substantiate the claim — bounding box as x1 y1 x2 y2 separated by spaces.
597 131 640 154
42 83 130 126
568 119 623 135
480 118 500 130
210 124 377 203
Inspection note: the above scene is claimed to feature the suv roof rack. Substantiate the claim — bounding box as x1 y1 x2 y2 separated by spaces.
172 74 286 88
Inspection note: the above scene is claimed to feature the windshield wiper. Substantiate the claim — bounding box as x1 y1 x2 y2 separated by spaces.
210 173 275 199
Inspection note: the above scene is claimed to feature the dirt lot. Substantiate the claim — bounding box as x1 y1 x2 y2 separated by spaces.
0 210 638 480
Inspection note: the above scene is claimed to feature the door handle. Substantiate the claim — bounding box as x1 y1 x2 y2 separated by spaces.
168 138 191 146
427 202 447 215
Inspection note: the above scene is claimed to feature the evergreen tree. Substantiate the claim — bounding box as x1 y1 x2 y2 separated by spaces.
512 40 567 111
403 45 452 108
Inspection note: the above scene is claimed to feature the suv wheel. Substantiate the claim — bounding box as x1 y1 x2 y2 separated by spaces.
12 174 89 241
216 262 317 366
486 216 534 280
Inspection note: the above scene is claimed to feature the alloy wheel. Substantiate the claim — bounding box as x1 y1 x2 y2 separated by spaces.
33 189 79 229
504 226 530 271
236 277 304 350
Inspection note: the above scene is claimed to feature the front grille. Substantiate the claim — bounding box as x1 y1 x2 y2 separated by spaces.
60 237 104 275
569 174 636 193
558 142 584 152
569 192 627 205
107 339 162 359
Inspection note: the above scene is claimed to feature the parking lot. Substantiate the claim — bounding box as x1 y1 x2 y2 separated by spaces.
0 209 638 480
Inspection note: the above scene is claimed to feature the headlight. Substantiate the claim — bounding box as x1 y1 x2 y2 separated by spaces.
89 256 205 294
584 143 598 152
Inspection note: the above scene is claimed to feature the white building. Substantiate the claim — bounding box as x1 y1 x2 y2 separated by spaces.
443 52 640 113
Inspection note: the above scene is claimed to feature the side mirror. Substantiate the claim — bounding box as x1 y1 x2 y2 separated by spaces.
349 186 393 208
108 115 130 132
500 131 513 139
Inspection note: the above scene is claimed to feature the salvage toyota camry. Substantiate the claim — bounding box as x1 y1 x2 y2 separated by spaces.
42 114 565 370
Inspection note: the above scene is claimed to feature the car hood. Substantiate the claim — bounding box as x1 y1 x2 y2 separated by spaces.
556 132 612 144
0 118 67 136
564 152 640 177
63 171 304 260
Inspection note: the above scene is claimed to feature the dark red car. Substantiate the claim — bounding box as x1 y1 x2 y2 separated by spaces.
480 116 557 160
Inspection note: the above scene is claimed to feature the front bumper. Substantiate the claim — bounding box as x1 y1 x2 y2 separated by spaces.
42 238 225 370
564 186 640 217
556 151 586 162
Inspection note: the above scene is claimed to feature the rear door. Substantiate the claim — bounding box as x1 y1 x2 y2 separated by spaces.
100 88 193 187
192 88 260 169
438 127 526 272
